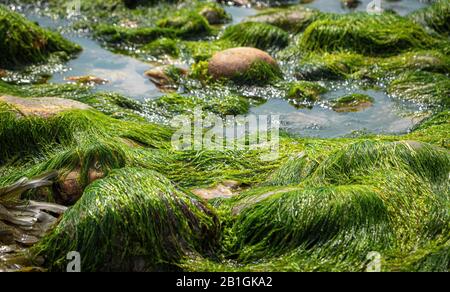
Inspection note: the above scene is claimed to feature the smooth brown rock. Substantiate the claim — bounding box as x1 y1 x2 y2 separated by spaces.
144 65 187 92
0 96 91 118
57 167 105 205
208 47 278 80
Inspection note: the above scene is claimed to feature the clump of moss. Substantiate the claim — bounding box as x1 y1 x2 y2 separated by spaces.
0 5 81 69
409 0 450 36
157 12 212 38
331 93 374 112
388 71 450 109
34 168 219 271
142 37 180 57
232 60 283 86
221 22 289 51
286 81 327 108
299 13 439 56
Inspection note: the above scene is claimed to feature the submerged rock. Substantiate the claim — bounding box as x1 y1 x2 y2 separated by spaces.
207 47 281 84
0 96 91 118
66 75 108 85
331 93 374 112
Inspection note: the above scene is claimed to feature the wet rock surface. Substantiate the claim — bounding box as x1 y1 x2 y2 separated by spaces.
0 96 91 118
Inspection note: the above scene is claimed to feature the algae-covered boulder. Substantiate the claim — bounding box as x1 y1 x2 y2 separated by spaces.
221 22 289 50
299 13 439 56
34 168 220 271
208 47 282 85
0 5 81 69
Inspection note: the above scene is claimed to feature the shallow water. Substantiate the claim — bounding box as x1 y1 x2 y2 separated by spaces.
251 86 423 138
17 0 431 137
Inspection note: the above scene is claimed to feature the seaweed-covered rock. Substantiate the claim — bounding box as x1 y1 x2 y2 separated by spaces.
286 81 327 108
331 93 374 112
388 71 450 109
34 168 219 271
142 37 180 58
245 5 319 32
0 5 81 69
208 47 281 85
0 96 91 118
299 13 439 56
157 12 212 38
221 22 289 50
